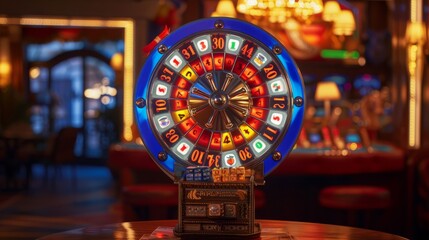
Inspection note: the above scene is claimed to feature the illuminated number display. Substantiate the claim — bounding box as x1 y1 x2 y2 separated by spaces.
135 18 305 178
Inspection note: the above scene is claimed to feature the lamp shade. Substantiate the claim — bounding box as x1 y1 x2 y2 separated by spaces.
323 1 341 22
212 0 237 18
333 10 356 36
315 81 341 101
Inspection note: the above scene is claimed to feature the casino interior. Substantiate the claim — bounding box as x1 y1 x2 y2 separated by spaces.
0 0 428 239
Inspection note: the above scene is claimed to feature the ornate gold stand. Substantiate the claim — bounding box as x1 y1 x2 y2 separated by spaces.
174 176 260 239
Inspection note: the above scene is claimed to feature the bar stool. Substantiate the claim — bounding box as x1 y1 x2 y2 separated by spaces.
319 185 391 227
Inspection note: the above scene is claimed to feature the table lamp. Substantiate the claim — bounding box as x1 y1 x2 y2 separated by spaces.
314 81 341 123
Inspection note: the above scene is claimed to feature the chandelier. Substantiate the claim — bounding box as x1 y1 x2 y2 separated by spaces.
236 0 355 36
237 0 323 24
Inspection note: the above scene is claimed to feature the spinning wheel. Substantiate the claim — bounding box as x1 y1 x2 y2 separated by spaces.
135 18 305 179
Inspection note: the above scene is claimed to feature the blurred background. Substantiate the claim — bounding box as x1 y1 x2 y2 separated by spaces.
0 0 428 239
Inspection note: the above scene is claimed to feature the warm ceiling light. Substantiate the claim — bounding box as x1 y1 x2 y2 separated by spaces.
333 10 356 36
110 52 123 70
0 61 10 75
323 0 341 22
405 21 427 44
291 0 324 20
237 0 324 23
0 61 11 88
29 67 41 79
212 0 237 18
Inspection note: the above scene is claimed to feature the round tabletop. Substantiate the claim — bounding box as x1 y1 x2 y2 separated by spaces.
37 219 408 240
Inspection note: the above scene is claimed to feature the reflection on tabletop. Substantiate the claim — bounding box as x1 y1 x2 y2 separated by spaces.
37 220 409 240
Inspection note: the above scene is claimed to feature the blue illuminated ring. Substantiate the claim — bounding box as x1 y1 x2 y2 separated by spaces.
135 17 305 179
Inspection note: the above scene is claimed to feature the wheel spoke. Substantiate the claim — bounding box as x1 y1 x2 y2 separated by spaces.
220 110 234 129
205 110 219 129
229 87 247 98
205 73 218 92
191 87 210 99
221 73 234 92
190 103 210 116
229 102 249 116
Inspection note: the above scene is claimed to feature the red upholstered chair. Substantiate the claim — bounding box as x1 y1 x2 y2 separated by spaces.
108 143 176 221
319 185 391 227
107 143 170 188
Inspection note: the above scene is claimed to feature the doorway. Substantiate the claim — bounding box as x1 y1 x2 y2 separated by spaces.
25 27 124 161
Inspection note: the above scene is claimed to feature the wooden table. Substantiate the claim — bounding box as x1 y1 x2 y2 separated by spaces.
38 219 408 240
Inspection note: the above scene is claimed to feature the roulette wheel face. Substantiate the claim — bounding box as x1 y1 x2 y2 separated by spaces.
135 18 305 179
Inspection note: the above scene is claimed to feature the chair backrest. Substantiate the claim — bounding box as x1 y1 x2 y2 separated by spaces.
51 127 80 164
